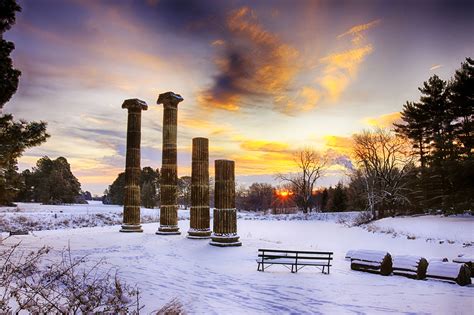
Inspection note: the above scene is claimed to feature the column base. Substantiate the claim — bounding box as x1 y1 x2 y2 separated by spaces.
120 224 143 233
209 234 242 247
187 228 212 239
156 225 180 235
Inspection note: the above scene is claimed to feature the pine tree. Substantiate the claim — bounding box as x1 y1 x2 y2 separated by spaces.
30 156 82 204
141 181 156 209
330 182 347 212
320 188 328 211
0 0 21 109
0 115 49 205
0 1 49 205
395 101 429 168
418 75 453 164
449 57 473 159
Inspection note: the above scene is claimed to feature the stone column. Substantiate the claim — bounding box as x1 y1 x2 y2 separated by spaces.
120 98 148 233
157 92 183 235
188 137 211 239
210 160 241 246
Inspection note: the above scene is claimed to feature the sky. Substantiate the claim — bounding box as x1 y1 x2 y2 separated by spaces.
4 0 474 195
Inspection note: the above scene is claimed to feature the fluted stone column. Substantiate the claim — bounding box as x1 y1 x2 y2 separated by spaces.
120 98 148 233
157 92 183 235
188 137 211 239
210 160 241 247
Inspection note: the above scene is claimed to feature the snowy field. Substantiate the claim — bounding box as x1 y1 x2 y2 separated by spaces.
1 203 473 313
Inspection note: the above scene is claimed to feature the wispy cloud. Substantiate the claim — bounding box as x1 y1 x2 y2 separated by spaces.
429 64 443 71
319 45 373 101
316 19 379 102
337 19 381 45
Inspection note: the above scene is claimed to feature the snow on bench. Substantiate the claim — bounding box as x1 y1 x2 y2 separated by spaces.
392 255 428 279
452 255 474 274
350 250 392 276
426 261 471 286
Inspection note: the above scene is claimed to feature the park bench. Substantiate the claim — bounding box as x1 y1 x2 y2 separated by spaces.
256 249 333 274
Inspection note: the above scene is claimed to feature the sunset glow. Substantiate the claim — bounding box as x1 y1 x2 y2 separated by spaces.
4 0 473 194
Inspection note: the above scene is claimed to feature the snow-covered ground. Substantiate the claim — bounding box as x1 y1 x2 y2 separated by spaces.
367 215 474 245
0 201 161 231
1 203 473 314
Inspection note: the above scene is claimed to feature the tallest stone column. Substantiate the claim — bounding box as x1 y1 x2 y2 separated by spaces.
157 92 183 235
121 98 148 233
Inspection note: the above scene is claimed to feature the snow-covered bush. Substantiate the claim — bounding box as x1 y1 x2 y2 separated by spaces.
0 243 142 313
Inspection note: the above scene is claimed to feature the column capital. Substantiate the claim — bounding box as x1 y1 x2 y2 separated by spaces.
157 92 183 108
122 98 148 111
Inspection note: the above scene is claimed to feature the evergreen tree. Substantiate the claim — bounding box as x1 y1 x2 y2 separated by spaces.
177 176 191 209
26 156 82 204
449 57 474 159
395 102 429 168
0 1 49 205
104 167 160 207
0 115 49 205
105 172 126 205
0 0 21 109
141 181 156 209
330 182 347 212
418 75 453 164
320 188 328 211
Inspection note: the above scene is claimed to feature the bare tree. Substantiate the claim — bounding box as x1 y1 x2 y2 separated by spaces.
276 149 327 213
352 128 415 219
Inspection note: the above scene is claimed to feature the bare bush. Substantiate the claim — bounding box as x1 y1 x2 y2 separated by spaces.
0 242 142 313
351 211 373 226
157 298 186 314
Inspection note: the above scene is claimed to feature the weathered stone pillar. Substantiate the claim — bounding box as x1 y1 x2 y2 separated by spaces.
120 98 148 233
157 92 183 235
210 160 241 246
188 137 211 239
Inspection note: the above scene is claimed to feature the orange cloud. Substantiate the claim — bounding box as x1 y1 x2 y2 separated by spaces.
240 140 290 152
198 6 299 113
324 135 354 155
364 112 402 128
317 19 379 102
229 151 296 175
319 45 373 101
179 115 236 136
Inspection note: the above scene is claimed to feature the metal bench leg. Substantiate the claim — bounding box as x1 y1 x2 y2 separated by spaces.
257 263 261 271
